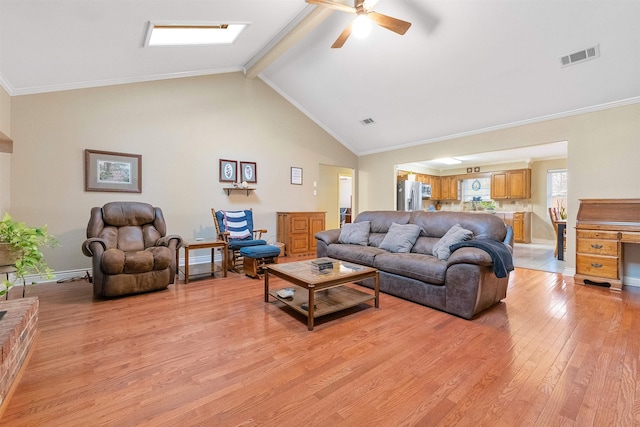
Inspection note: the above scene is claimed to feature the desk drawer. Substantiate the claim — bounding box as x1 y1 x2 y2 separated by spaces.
576 230 619 240
576 254 619 280
577 239 619 256
621 232 640 244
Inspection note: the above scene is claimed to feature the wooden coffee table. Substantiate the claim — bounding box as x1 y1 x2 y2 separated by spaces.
264 258 379 331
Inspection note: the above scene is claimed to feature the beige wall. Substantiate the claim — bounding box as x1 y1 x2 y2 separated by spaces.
359 103 640 272
10 73 357 272
0 86 10 215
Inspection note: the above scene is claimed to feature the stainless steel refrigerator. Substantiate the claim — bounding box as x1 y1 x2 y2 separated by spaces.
397 181 423 211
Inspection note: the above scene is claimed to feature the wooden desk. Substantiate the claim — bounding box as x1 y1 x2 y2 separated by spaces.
177 240 228 284
575 199 640 291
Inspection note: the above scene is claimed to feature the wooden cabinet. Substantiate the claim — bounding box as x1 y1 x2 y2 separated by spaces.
440 176 459 200
513 212 531 243
496 211 531 243
491 169 531 199
430 176 441 200
277 212 326 257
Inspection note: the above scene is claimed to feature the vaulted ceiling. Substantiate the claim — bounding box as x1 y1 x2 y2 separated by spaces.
1 1 638 159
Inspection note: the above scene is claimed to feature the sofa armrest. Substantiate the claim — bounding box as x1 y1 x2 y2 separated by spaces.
315 229 341 245
447 247 493 267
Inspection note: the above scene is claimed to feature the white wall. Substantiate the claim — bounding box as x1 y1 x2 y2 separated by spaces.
359 103 640 274
9 73 357 272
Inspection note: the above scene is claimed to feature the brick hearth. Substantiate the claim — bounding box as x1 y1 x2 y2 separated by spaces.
0 297 38 410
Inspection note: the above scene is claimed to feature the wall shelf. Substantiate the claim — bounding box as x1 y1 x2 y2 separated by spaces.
224 187 256 196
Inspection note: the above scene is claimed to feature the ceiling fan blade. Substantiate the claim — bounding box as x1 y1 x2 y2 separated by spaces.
306 0 356 14
367 11 412 35
331 22 353 48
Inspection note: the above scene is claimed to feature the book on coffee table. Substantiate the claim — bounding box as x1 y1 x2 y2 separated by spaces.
311 258 334 270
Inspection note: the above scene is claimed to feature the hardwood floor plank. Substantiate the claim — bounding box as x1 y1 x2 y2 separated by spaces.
1 266 639 426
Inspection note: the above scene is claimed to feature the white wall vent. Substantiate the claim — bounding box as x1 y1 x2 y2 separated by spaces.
560 45 600 67
360 118 375 125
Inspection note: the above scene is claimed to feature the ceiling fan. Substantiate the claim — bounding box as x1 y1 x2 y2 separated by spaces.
306 0 412 48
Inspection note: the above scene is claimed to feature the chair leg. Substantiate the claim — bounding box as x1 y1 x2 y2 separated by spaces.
243 256 279 279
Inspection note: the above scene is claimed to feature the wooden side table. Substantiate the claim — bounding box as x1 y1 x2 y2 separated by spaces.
177 240 228 284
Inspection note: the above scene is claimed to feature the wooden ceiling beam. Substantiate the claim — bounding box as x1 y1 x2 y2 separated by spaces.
245 6 334 79
0 130 13 153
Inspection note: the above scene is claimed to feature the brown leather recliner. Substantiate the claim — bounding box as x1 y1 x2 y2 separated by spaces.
82 202 182 298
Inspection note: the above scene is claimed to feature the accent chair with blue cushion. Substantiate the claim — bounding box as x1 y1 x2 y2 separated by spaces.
212 208 267 272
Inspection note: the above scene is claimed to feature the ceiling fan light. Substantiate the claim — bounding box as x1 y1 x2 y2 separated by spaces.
352 15 372 39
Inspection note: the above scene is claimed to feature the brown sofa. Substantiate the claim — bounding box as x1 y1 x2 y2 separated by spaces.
315 210 514 319
82 202 182 298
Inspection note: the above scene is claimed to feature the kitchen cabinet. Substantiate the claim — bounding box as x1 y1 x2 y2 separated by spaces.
440 176 459 200
277 212 326 257
491 169 531 199
497 211 531 243
513 212 531 243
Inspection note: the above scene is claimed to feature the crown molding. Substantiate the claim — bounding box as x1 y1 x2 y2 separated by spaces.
5 67 244 96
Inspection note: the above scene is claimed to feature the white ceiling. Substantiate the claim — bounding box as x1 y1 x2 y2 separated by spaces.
1 1 638 160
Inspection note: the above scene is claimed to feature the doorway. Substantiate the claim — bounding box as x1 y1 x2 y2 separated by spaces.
339 175 353 227
318 165 355 230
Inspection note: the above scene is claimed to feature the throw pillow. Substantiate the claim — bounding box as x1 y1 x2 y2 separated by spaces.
222 210 252 240
432 224 473 260
338 221 370 246
379 222 421 253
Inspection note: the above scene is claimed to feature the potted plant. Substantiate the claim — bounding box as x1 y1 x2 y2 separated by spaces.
0 213 58 297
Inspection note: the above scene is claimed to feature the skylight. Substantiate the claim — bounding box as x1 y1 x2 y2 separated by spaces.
145 22 247 46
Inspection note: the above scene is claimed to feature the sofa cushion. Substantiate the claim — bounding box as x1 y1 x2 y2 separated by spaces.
355 211 411 233
432 224 473 260
411 236 440 255
338 221 370 246
374 252 447 285
326 244 387 267
379 222 421 253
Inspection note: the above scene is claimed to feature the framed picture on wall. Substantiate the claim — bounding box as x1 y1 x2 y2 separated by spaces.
240 161 257 183
219 159 237 182
84 149 142 193
291 167 303 185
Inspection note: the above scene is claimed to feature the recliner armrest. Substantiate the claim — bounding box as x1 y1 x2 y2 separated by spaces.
82 238 107 257
157 234 183 249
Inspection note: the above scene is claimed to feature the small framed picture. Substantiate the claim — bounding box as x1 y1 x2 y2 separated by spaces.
85 149 142 193
291 167 303 185
219 159 237 183
240 161 257 183
474 167 480 172
466 168 473 173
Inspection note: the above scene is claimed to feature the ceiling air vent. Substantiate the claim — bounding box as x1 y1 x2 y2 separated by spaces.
560 45 600 67
360 118 375 125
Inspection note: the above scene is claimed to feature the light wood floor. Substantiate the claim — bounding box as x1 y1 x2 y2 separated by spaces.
2 266 639 426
